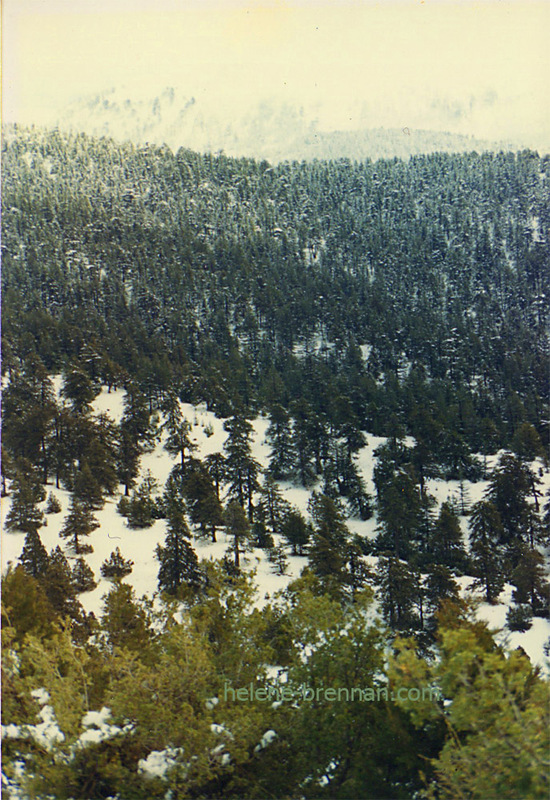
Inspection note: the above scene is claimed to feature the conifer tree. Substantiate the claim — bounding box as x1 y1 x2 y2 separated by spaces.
223 415 261 520
431 501 467 571
119 470 158 528
468 500 505 602
260 474 290 531
43 546 84 621
101 581 151 651
59 496 99 553
203 452 226 502
266 404 296 479
224 500 252 569
268 542 288 575
485 454 533 545
100 547 134 581
46 492 62 514
73 460 105 511
376 555 421 630
281 508 311 556
423 564 460 624
5 464 46 534
156 511 202 595
71 558 97 593
18 529 50 579
164 417 197 468
182 466 223 542
307 494 351 596
511 546 550 616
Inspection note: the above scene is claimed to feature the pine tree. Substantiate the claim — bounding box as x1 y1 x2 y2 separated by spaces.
61 364 99 413
101 582 151 651
376 555 421 630
468 500 505 603
156 511 202 595
73 460 105 511
431 501 467 571
375 471 422 560
511 546 550 616
224 500 252 569
307 494 351 596
42 546 84 621
260 474 289 531
485 454 533 545
59 496 99 554
423 564 460 626
71 558 97 593
100 547 134 581
18 529 49 579
46 492 62 514
266 404 296 480
5 464 46 534
164 417 197 468
203 452 226 502
120 470 158 528
183 466 224 542
223 415 262 520
281 508 311 556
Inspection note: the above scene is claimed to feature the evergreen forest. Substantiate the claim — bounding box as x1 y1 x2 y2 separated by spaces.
2 124 549 799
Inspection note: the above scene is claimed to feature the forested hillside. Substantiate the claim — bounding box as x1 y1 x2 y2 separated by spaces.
3 126 549 450
2 125 549 799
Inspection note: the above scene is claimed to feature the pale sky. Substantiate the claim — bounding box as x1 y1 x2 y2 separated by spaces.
2 0 550 147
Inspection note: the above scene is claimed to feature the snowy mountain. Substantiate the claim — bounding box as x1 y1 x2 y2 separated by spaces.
54 86 516 162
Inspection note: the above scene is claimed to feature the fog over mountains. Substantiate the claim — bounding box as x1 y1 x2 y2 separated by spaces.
54 85 519 163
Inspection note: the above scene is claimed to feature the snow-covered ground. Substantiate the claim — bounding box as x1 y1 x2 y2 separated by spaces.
2 382 549 670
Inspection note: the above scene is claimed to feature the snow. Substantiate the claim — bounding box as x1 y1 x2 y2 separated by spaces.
2 382 549 673
138 747 185 779
30 687 50 705
2 706 65 750
254 729 277 752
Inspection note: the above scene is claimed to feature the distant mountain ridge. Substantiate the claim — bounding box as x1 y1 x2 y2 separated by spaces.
55 86 517 163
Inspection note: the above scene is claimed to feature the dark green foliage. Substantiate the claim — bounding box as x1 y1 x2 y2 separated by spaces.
117 471 158 529
42 546 85 621
430 501 468 572
46 492 62 513
5 463 46 534
156 511 202 595
223 500 252 569
180 462 224 542
506 604 533 632
468 500 505 603
223 415 262 520
376 555 421 630
307 493 351 596
59 496 100 554
18 529 50 579
61 365 99 413
280 508 311 556
100 548 134 581
101 581 152 651
266 404 296 480
510 546 550 616
485 454 538 549
71 558 97 593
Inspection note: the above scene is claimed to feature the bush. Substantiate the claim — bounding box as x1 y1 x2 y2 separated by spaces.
506 604 533 632
46 493 62 513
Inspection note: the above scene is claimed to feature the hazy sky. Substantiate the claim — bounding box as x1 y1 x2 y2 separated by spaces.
3 0 550 146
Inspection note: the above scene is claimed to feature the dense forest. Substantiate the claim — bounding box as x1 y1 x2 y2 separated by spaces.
2 125 549 799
